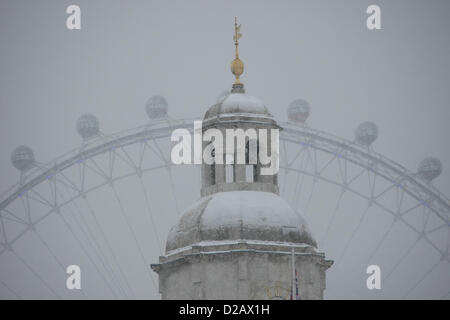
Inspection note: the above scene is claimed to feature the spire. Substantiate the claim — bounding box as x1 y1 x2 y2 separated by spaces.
233 17 242 61
231 17 245 93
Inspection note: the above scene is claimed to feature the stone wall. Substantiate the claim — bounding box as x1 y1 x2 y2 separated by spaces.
151 241 333 300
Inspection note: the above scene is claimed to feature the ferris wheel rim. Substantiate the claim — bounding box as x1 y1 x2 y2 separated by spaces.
3 119 448 203
0 117 448 258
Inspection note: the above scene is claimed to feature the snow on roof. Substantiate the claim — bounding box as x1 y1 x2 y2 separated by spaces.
201 191 303 229
221 93 266 112
164 239 320 256
166 191 316 252
204 93 272 119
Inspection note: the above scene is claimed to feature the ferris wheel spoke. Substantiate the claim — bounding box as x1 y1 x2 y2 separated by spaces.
1 208 27 225
32 227 88 299
155 135 181 216
336 205 371 267
27 188 54 209
78 162 86 194
281 141 290 196
138 176 163 255
284 165 428 248
317 153 338 177
137 140 147 169
426 223 448 236
423 234 446 258
57 172 82 194
293 148 314 212
336 156 348 186
383 238 420 284
346 167 367 188
0 214 26 225
117 146 139 170
151 138 169 164
291 171 302 210
367 166 377 203
395 184 406 215
373 178 406 202
402 258 443 299
421 206 432 234
56 207 120 298
14 194 90 298
281 168 289 196
60 189 128 299
286 140 308 168
167 167 181 216
400 202 424 219
110 184 158 293
87 158 109 180
11 249 61 299
321 191 345 246
54 178 81 201
109 148 119 180
82 196 137 299
0 277 22 299
0 213 9 246
142 140 166 165
150 137 182 216
303 180 316 218
20 191 32 225
365 219 396 265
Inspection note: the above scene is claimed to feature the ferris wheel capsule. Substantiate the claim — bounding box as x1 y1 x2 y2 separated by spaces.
11 145 35 171
417 157 442 182
76 114 100 139
355 121 378 147
145 95 168 120
287 99 310 123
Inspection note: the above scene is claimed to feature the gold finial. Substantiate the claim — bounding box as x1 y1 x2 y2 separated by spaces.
231 17 244 85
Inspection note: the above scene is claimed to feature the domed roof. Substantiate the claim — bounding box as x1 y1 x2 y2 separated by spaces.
216 90 230 103
166 191 316 252
204 93 272 120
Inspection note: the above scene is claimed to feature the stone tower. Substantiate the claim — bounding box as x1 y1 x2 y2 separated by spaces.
151 19 332 300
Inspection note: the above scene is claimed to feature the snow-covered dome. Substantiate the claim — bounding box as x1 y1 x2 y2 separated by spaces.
216 90 230 103
204 92 272 120
166 191 316 252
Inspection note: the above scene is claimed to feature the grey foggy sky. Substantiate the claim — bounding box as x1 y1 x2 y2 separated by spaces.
0 0 449 299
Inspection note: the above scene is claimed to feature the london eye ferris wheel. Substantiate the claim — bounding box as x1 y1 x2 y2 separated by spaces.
1 92 448 299
0 1 449 300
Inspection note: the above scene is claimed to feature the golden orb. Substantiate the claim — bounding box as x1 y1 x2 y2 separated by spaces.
231 58 244 83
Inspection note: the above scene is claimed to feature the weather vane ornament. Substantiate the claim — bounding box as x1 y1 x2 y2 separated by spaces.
231 17 244 87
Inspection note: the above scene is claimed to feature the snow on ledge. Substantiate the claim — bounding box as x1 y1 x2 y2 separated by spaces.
165 239 319 256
